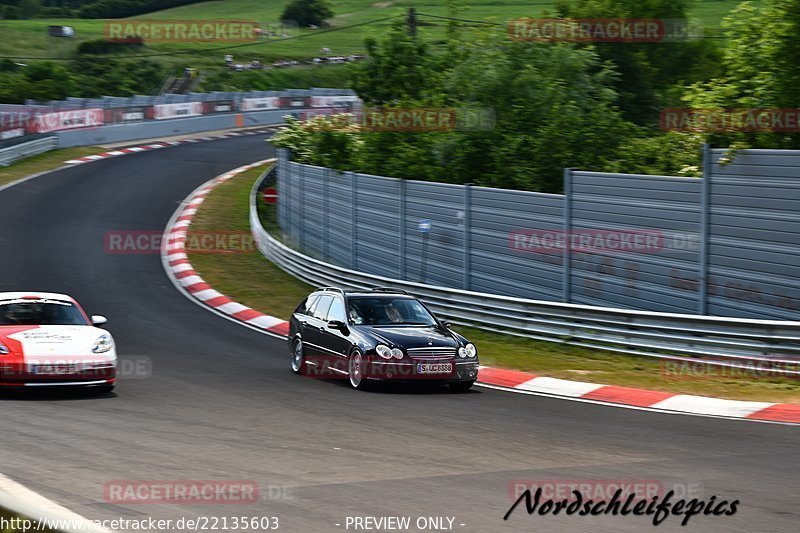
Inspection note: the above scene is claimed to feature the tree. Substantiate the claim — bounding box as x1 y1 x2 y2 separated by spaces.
344 24 638 191
352 23 437 105
280 0 333 28
555 0 722 126
684 0 800 148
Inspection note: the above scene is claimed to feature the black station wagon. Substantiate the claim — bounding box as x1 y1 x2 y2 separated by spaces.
288 287 479 391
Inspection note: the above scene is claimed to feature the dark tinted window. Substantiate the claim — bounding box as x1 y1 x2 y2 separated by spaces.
312 295 334 320
0 299 87 326
347 297 436 326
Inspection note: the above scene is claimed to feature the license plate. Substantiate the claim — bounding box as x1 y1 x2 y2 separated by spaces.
417 363 453 374
35 365 75 375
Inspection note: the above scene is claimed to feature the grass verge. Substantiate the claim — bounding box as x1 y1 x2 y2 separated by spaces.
0 147 105 189
0 1 754 68
188 168 800 403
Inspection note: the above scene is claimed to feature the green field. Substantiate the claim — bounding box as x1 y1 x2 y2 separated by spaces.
0 0 760 71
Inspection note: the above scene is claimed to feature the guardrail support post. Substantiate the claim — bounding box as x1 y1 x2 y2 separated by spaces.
698 144 712 315
463 183 473 291
399 179 407 279
563 168 573 303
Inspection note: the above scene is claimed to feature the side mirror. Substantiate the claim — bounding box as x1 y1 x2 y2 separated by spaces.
91 315 108 326
327 320 347 331
441 320 451 329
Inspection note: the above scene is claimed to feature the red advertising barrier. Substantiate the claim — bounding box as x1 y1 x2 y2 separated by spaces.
31 108 104 134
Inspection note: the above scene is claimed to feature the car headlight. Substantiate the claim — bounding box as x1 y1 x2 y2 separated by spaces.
458 347 466 358
465 343 477 358
92 334 113 354
390 348 404 359
0 341 9 355
375 344 392 359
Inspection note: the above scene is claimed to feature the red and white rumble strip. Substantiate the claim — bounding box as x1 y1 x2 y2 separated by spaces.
64 129 275 165
162 162 800 425
162 159 289 338
477 367 800 424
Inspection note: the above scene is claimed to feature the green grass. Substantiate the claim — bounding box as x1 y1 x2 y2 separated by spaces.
0 0 759 70
188 166 800 404
187 164 313 316
0 146 105 188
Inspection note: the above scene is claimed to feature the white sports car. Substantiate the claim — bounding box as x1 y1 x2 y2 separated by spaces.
0 292 117 392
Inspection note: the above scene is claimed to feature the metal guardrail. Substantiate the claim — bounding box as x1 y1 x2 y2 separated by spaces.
0 137 57 167
250 173 800 374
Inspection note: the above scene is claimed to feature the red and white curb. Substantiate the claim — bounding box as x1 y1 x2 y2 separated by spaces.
64 128 276 165
162 162 800 426
477 367 800 424
162 158 289 339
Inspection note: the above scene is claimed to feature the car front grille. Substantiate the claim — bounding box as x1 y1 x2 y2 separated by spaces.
407 347 457 359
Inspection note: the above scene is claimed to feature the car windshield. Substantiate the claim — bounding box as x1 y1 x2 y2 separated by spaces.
347 297 437 326
0 298 87 326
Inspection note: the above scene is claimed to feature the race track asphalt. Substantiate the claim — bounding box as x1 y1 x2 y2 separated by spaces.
0 135 797 533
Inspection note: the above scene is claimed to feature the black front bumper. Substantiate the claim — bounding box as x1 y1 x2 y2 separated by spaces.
367 359 479 383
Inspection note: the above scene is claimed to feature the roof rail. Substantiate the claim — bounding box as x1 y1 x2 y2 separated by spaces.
370 287 410 295
316 287 345 293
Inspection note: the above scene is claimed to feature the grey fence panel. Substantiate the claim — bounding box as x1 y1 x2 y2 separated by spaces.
404 180 465 287
471 186 564 300
354 174 402 279
569 171 702 313
706 149 800 319
326 170 355 267
276 148 800 320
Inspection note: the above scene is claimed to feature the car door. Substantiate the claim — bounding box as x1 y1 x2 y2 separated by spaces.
304 294 333 359
319 296 351 362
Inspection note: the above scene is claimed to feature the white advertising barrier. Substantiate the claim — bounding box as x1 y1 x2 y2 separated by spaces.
310 95 360 108
32 108 104 133
241 97 280 112
153 102 204 120
0 128 25 141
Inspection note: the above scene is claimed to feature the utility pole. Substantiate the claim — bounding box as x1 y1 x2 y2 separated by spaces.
407 7 417 39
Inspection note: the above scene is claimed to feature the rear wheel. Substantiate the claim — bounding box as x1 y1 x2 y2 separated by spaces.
348 349 369 390
291 339 306 374
449 380 475 392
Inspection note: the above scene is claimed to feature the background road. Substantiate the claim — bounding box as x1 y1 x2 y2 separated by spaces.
0 135 797 533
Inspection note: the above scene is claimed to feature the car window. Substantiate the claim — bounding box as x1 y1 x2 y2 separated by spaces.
0 298 87 326
327 297 346 322
296 294 319 316
347 297 437 326
312 295 334 320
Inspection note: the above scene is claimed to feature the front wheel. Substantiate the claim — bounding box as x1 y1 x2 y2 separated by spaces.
449 380 475 392
291 339 306 374
348 349 369 390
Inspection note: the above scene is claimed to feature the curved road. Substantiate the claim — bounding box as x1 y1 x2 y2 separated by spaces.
0 135 797 533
